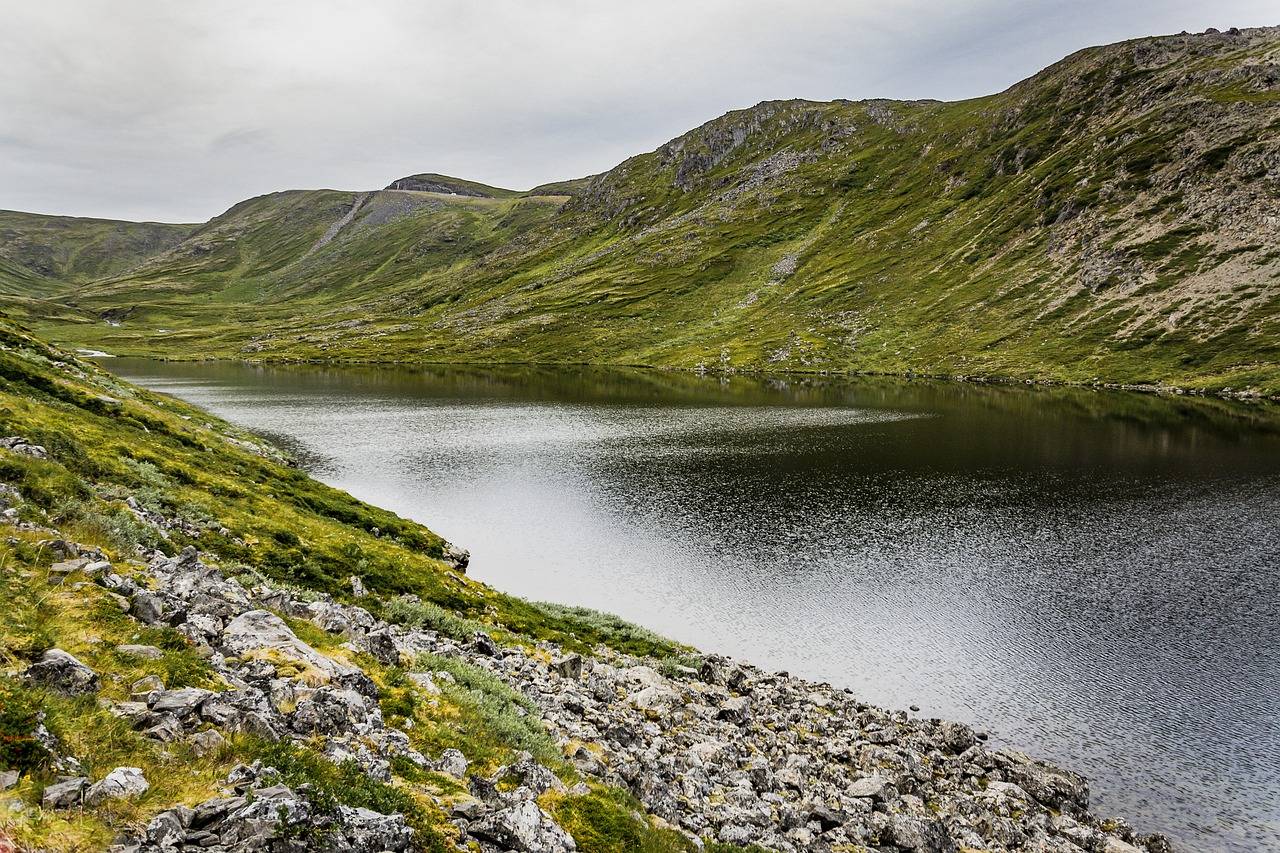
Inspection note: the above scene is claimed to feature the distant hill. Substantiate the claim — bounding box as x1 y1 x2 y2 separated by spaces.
5 25 1279 395
0 211 194 296
384 173 518 198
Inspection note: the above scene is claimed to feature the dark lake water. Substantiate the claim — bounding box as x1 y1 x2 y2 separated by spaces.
106 359 1280 853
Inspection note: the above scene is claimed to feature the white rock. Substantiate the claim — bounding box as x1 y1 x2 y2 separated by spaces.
85 767 149 804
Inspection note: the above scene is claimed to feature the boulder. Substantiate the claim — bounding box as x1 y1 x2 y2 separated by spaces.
552 653 584 680
25 649 99 695
436 747 469 779
890 814 957 852
85 766 149 805
130 589 170 625
495 755 566 795
718 696 751 723
999 750 1089 812
149 687 214 718
48 557 89 578
221 609 360 683
848 775 897 800
189 729 227 757
938 720 977 754
42 776 88 808
630 684 679 711
470 799 577 852
334 803 415 850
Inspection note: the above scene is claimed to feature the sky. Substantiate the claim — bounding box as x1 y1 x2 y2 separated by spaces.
1 1 1274 223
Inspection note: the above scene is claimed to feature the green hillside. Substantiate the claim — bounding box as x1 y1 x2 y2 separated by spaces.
9 26 1280 394
0 211 194 295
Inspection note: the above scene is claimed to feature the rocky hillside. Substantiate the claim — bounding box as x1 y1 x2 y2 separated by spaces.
0 318 1171 852
6 25 1280 394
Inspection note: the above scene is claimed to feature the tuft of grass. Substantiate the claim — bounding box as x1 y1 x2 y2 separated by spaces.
544 785 697 853
382 595 491 644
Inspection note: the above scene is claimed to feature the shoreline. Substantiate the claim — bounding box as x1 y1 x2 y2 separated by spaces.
73 345 1280 405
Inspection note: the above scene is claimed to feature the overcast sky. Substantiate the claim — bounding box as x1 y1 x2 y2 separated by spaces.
1 1 1273 223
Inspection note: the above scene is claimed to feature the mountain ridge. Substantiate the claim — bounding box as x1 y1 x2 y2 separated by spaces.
2 24 1278 395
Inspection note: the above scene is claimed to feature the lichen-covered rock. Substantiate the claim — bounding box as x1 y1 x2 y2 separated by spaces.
470 799 577 852
25 648 99 695
220 609 360 684
85 767 149 805
42 776 88 808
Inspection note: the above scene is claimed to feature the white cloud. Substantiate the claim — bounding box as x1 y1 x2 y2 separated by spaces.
0 0 1273 221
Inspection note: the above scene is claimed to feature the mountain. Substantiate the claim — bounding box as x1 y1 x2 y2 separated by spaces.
0 211 194 297
6 25 1280 395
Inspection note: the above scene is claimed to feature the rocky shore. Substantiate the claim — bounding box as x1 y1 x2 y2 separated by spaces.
8 478 1171 853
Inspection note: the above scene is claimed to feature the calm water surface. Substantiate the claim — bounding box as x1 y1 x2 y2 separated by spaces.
108 360 1280 853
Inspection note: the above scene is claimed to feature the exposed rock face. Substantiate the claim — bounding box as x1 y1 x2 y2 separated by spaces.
385 174 502 198
470 799 577 852
1 436 48 458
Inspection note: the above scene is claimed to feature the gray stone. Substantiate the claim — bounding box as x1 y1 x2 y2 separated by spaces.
718 695 751 723
436 747 469 779
848 775 896 800
999 750 1089 812
116 643 165 660
25 648 99 695
48 557 89 577
189 729 226 757
221 609 360 683
552 653 584 680
42 776 88 808
149 687 213 717
130 590 169 625
85 766 149 805
130 674 165 696
470 799 577 852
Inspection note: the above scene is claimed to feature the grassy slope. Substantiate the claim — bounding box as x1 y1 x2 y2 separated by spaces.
0 314 719 850
9 27 1280 394
0 211 194 297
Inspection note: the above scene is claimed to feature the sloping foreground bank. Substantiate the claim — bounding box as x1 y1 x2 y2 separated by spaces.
0 317 1168 852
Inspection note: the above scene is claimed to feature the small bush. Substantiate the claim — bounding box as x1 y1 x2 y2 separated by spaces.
53 498 167 554
414 651 559 765
527 601 684 659
0 679 49 773
382 595 489 644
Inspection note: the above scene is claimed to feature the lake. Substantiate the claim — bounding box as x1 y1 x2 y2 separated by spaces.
106 359 1280 852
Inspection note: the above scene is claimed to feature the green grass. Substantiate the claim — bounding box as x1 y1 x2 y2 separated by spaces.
545 786 697 852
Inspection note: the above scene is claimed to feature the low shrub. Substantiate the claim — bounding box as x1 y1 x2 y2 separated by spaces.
0 679 49 773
